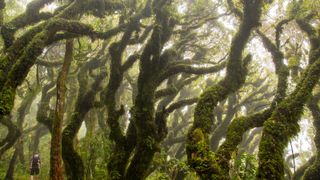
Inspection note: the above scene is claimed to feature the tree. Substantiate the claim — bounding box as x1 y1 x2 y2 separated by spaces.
1 0 320 179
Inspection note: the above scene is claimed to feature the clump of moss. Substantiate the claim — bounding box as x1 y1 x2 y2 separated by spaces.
257 56 320 179
0 87 15 115
186 128 226 179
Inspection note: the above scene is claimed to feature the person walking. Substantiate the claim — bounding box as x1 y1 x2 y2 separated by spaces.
30 153 41 180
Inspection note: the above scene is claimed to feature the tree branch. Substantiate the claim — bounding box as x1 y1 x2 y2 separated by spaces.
158 61 226 83
155 76 198 99
166 98 198 114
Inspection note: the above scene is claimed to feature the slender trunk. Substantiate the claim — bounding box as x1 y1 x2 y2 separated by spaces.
50 40 73 180
61 46 108 179
4 146 19 180
33 125 48 153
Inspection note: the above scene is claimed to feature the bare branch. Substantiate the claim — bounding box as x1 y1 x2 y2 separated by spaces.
166 98 198 114
158 61 226 83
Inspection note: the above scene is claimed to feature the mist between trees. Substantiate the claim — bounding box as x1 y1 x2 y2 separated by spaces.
0 0 320 179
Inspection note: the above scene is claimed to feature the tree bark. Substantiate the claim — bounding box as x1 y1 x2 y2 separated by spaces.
4 146 19 180
186 1 262 178
50 39 73 180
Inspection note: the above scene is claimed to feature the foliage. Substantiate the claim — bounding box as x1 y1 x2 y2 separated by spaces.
148 150 199 180
0 0 320 179
78 131 112 179
230 152 258 180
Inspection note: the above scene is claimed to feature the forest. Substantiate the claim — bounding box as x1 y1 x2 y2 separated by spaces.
0 0 320 179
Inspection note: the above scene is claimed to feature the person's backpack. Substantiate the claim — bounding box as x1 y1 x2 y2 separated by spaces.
31 155 40 169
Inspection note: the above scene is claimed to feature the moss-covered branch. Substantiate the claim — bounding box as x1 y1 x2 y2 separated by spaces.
104 4 151 178
1 0 55 48
0 0 127 100
0 17 125 116
256 19 320 179
124 2 176 178
303 96 320 179
36 82 56 131
35 59 63 67
62 72 105 180
296 19 320 64
214 19 290 174
256 57 320 179
121 54 140 72
186 1 263 178
256 29 289 105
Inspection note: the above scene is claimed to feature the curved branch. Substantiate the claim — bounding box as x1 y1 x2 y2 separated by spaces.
186 0 263 178
166 98 198 114
35 59 63 67
296 19 320 64
1 0 55 48
121 53 140 72
155 76 198 99
158 61 226 83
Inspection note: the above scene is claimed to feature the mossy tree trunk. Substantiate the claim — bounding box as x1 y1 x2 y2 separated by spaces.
256 18 320 179
62 56 106 180
105 29 137 180
303 95 320 179
104 3 153 179
215 23 290 177
186 1 262 178
123 3 177 178
0 0 125 141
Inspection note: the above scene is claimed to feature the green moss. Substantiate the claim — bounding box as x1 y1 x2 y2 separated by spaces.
193 85 228 133
0 87 15 115
303 160 320 180
257 57 320 179
288 56 300 68
186 1 263 178
62 106 89 179
186 128 226 179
